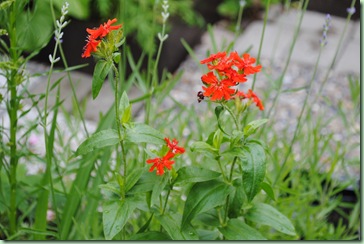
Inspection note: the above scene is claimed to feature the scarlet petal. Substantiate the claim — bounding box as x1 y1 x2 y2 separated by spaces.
200 51 226 64
165 138 185 154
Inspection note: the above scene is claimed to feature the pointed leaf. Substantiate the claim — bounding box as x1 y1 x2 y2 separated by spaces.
129 231 171 240
214 105 224 119
218 218 266 240
174 166 221 185
156 213 199 240
16 1 53 51
243 119 268 137
75 129 119 156
228 178 246 218
125 168 145 192
182 180 233 228
128 171 160 194
151 174 169 206
125 123 165 145
241 141 266 202
245 203 296 236
92 60 112 99
260 181 275 201
119 91 132 124
190 141 218 157
103 198 138 240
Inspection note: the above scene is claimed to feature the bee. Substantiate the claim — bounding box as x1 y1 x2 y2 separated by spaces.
197 91 205 103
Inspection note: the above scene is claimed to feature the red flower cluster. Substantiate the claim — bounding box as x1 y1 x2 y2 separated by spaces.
199 51 264 110
82 18 122 58
146 138 185 175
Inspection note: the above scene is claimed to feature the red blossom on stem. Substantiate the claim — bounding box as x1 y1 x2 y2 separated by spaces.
82 18 122 58
236 89 264 110
199 51 264 110
201 72 236 101
147 152 175 176
146 137 185 175
81 36 101 58
164 138 185 154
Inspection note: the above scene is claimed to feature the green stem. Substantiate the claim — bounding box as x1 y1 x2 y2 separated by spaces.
58 45 90 138
112 64 128 200
232 2 245 49
310 0 356 108
221 103 240 131
259 0 309 137
8 2 21 237
251 0 270 90
223 157 238 225
273 46 323 185
145 10 167 125
217 157 228 182
112 64 128 240
161 187 171 215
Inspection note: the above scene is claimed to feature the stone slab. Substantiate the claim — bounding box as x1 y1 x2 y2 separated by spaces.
235 10 358 75
334 39 360 75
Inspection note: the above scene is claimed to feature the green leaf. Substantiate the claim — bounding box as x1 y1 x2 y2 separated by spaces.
228 178 246 218
214 105 224 119
0 0 14 10
174 166 221 185
128 171 160 194
92 60 113 99
243 119 269 137
129 231 171 240
151 174 169 207
119 91 132 124
99 181 120 197
103 198 138 240
52 0 91 20
194 209 220 227
230 130 245 148
190 141 218 156
125 168 144 192
214 106 229 135
241 141 266 202
218 218 266 240
260 182 275 201
221 146 245 160
212 129 224 149
197 229 220 240
156 213 199 240
75 129 119 156
16 0 53 51
125 122 165 145
245 203 296 236
181 180 233 228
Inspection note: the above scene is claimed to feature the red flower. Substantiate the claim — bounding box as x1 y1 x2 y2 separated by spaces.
237 89 264 110
239 53 262 75
201 72 236 101
82 18 122 58
147 152 175 175
223 68 247 83
81 36 101 58
164 138 185 154
86 18 122 39
200 52 226 65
